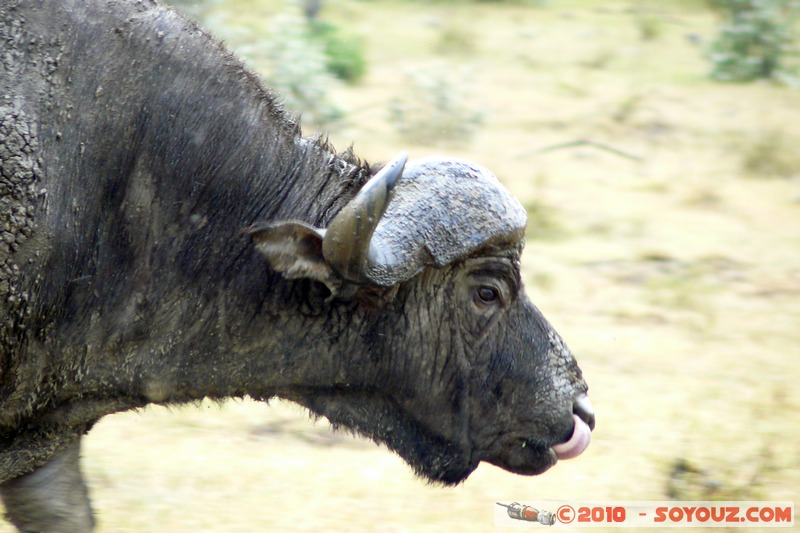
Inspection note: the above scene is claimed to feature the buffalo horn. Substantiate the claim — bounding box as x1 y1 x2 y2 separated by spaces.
322 152 408 283
359 157 528 286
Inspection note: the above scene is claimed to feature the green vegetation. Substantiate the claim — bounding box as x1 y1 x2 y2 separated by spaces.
707 0 800 83
262 4 344 127
388 63 486 145
739 126 800 178
163 0 219 20
309 20 367 84
435 17 479 55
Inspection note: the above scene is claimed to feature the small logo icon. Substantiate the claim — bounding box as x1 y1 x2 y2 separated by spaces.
497 502 557 525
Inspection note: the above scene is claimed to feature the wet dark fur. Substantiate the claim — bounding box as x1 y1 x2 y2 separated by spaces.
0 0 371 480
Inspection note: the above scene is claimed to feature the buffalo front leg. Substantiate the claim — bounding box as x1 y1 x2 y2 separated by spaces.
0 438 94 532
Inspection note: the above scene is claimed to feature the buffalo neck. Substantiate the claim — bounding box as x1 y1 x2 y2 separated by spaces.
25 1 374 416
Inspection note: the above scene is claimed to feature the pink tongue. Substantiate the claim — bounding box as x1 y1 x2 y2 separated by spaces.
552 414 592 460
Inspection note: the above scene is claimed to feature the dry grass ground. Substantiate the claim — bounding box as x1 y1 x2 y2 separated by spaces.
3 0 799 531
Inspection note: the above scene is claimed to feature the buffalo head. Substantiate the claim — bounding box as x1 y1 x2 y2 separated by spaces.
248 153 594 484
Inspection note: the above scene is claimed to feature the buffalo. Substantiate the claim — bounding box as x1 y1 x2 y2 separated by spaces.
0 0 594 530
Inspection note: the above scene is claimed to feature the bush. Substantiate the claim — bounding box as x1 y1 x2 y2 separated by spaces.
163 0 220 21
435 18 479 55
707 0 800 83
388 63 486 146
632 2 665 42
264 5 344 128
739 127 800 178
309 21 367 84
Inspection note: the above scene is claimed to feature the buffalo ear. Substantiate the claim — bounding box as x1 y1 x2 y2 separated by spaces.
247 221 342 295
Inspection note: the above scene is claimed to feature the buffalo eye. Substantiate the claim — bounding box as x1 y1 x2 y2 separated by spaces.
476 286 499 304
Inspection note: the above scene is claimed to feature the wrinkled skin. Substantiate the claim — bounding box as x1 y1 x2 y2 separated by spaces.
291 252 590 483
0 0 593 531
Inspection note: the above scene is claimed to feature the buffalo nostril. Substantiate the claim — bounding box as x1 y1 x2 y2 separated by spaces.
573 394 595 431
